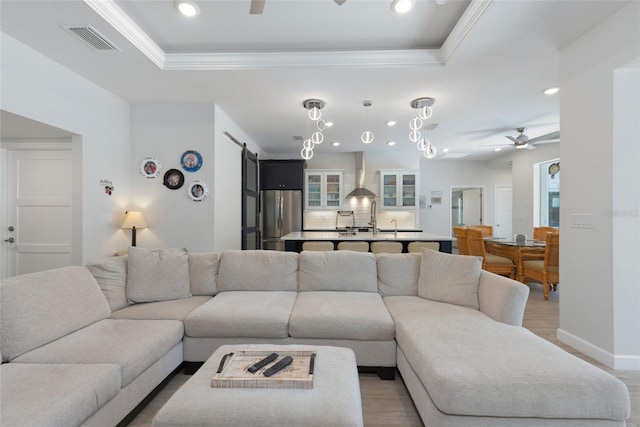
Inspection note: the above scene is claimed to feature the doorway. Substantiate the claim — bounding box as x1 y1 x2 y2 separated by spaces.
451 186 485 236
494 185 513 239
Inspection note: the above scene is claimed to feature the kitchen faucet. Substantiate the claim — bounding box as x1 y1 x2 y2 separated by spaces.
391 218 397 237
369 201 377 235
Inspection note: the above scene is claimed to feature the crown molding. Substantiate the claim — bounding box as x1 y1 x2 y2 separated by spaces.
440 0 492 64
84 0 489 70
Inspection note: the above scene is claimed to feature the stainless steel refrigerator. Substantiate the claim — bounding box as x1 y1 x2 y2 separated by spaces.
261 190 302 251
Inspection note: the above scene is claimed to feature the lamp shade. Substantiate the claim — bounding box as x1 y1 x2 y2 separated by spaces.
121 211 147 229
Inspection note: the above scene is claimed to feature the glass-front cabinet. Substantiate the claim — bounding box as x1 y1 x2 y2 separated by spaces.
379 170 419 209
305 170 343 209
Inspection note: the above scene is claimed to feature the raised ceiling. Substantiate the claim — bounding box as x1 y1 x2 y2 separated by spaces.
0 0 630 159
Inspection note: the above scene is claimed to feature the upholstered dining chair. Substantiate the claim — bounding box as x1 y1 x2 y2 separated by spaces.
521 232 559 300
302 241 334 251
453 226 470 255
466 228 515 279
468 224 493 237
533 226 558 241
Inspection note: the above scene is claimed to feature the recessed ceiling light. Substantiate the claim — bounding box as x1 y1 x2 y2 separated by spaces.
543 87 560 95
494 147 502 152
391 0 415 14
332 142 341 147
325 121 334 127
175 1 200 17
387 141 396 146
386 120 397 127
442 148 450 153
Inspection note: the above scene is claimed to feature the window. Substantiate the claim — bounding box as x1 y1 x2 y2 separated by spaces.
537 159 560 227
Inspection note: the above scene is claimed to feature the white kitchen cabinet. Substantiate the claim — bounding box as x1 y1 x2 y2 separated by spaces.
379 170 419 209
305 170 343 209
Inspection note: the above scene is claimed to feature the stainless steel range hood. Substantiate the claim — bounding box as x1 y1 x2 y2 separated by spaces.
346 152 376 198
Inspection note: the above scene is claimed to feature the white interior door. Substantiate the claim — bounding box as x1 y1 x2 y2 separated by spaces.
5 149 72 277
494 185 513 240
462 188 482 225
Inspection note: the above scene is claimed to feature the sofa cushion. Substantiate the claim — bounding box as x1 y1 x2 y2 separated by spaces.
0 363 121 427
289 292 395 341
299 251 377 292
86 255 129 311
0 266 111 362
12 319 183 387
110 296 211 320
189 252 221 295
417 249 482 310
384 296 630 420
185 291 297 338
217 250 298 292
127 247 191 303
376 253 421 297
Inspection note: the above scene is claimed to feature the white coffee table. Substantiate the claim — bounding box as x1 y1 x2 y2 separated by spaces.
153 344 363 427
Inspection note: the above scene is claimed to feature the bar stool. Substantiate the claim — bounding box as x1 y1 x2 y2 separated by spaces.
407 241 439 253
337 241 369 252
302 241 334 251
370 241 403 254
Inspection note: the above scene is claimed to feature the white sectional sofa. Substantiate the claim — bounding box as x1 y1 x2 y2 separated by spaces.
0 248 630 427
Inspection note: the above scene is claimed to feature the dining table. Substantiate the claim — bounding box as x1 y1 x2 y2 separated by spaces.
484 238 546 282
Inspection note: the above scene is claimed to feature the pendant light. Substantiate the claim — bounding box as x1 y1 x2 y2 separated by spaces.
361 100 374 144
410 97 437 158
301 99 326 160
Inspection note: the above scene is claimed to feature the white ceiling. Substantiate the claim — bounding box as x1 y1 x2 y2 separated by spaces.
0 0 630 160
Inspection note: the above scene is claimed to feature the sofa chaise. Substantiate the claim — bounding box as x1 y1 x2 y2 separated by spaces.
0 248 630 427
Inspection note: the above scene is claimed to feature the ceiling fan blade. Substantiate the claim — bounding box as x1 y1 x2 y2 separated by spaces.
250 0 265 14
529 130 560 144
505 136 519 144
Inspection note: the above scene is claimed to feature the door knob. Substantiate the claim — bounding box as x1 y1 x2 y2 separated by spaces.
4 237 15 243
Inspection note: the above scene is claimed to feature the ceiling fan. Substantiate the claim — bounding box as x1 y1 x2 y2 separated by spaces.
483 127 560 150
250 0 345 14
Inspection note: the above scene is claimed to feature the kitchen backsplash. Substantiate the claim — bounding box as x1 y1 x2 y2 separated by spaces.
304 203 417 230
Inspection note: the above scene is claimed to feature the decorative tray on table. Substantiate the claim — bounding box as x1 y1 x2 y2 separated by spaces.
211 349 316 389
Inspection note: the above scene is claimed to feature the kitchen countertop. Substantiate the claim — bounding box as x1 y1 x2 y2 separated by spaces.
281 231 452 241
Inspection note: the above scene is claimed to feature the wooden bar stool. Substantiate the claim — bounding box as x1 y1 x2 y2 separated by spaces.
408 241 440 253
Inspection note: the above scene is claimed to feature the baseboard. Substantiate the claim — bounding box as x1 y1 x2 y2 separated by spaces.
557 328 640 370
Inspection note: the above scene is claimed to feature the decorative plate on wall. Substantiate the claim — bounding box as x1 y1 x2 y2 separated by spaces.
181 150 203 172
188 180 209 202
163 169 185 190
140 157 161 178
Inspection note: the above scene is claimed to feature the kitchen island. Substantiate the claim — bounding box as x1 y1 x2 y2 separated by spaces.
281 231 452 253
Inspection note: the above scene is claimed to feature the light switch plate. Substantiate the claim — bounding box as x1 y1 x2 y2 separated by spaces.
571 213 593 229
101 214 113 225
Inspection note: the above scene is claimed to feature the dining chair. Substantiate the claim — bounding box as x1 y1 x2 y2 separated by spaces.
533 226 558 241
337 241 369 252
521 232 559 300
370 241 403 254
453 226 470 255
468 224 493 237
302 241 334 251
407 241 440 253
466 228 515 279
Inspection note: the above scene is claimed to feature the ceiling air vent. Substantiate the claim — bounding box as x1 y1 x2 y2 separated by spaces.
63 25 120 51
292 135 304 141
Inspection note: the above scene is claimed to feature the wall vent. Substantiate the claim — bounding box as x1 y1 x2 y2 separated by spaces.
424 123 439 131
292 135 304 141
63 25 120 51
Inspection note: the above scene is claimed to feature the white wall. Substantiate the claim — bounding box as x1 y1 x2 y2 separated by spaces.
488 143 560 236
419 159 512 236
558 3 640 369
0 32 131 263
130 103 216 252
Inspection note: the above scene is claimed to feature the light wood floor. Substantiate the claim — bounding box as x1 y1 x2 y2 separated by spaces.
127 284 639 427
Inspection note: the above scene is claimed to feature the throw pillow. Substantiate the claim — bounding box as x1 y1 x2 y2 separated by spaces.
85 255 129 311
417 249 482 310
188 252 220 296
127 247 191 303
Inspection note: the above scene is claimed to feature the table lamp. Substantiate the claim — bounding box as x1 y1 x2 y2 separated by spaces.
121 210 147 247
